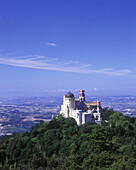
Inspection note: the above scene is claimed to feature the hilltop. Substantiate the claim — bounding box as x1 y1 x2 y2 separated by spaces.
0 108 136 169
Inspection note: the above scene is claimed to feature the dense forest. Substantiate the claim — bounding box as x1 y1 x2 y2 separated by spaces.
0 108 136 169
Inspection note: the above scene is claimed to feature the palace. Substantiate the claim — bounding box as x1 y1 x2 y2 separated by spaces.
60 90 101 126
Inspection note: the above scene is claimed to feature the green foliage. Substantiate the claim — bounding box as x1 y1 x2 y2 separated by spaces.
0 109 136 169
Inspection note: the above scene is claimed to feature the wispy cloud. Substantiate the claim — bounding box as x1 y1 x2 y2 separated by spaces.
44 89 68 93
0 55 133 76
0 52 15 56
45 42 57 47
44 89 84 94
79 64 92 68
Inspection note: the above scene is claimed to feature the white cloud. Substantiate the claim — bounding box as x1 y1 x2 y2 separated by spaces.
44 89 70 93
79 64 92 68
45 42 57 47
93 88 98 91
0 55 133 76
0 52 15 56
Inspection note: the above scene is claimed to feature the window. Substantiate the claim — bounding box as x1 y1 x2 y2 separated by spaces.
96 116 99 120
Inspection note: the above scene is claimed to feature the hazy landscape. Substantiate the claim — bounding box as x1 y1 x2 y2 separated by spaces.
0 95 135 135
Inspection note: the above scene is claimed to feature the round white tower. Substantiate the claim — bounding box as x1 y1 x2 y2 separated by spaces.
65 92 75 109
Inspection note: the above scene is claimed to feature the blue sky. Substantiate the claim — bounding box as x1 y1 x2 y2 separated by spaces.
0 0 136 97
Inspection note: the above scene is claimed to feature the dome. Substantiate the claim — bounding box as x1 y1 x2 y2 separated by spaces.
65 92 74 98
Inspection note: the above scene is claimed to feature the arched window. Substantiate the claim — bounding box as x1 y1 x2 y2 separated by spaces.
96 116 99 120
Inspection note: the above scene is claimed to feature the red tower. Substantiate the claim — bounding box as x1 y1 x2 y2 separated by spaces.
79 89 85 101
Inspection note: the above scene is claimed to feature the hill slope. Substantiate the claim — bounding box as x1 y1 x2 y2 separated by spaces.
0 109 136 169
